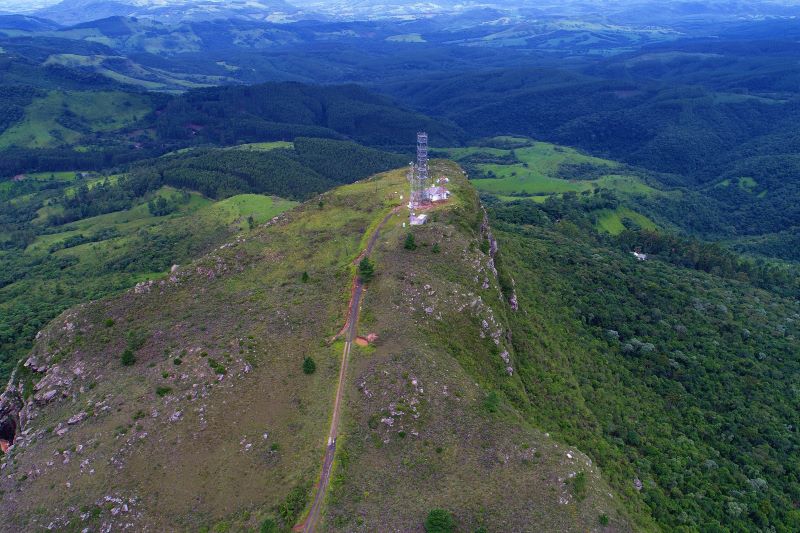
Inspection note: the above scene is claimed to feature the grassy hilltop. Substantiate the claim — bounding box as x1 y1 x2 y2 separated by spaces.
0 164 631 532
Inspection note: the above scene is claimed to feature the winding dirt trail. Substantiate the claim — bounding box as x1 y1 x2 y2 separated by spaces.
298 207 398 532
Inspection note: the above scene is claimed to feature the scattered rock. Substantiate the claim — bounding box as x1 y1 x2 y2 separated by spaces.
67 412 87 425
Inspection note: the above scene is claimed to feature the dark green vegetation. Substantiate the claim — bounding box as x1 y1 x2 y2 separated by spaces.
0 77 458 178
486 194 798 297
486 193 800 531
358 257 375 283
120 348 135 366
152 83 462 149
424 509 456 533
125 138 408 201
403 232 417 250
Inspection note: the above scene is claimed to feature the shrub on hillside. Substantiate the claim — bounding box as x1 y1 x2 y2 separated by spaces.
278 485 308 527
121 349 136 366
424 509 455 533
483 391 500 413
570 471 588 501
359 257 375 282
259 518 277 533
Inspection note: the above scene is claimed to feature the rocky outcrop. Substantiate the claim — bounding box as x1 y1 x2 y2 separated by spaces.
480 207 519 311
1 327 77 455
0 386 23 452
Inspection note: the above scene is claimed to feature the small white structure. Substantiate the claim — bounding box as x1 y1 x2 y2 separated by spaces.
410 213 428 226
428 186 450 202
632 251 648 261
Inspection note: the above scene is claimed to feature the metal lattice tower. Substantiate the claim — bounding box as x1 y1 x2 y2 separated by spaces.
409 132 431 209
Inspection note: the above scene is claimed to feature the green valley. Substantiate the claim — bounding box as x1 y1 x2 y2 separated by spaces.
442 137 660 197
441 137 662 234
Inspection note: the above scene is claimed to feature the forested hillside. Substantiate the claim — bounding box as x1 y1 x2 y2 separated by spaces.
487 194 800 531
151 82 464 148
0 75 458 178
390 68 800 258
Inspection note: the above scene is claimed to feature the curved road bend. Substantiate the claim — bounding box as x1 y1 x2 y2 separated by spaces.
302 208 398 532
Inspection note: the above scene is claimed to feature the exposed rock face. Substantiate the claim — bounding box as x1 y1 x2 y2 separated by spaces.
0 387 23 450
1 320 78 455
480 208 518 311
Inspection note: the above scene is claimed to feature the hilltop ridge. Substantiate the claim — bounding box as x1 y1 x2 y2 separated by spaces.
0 163 631 531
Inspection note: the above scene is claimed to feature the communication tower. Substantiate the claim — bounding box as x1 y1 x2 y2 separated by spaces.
409 132 431 209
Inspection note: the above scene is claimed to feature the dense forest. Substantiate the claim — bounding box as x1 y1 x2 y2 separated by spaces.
124 138 409 202
489 196 800 531
488 192 799 295
151 82 465 148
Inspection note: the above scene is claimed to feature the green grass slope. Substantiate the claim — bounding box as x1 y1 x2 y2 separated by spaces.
442 137 661 201
0 164 631 532
0 178 297 379
326 162 633 532
0 90 152 149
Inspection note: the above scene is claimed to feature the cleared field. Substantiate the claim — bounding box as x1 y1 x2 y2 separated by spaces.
229 141 294 151
44 53 229 91
443 137 660 199
0 90 152 148
474 172 591 194
595 206 657 235
27 171 83 181
206 194 299 230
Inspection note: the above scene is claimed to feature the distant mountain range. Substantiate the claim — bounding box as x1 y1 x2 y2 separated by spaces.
1 0 799 25
33 0 302 25
3 0 481 25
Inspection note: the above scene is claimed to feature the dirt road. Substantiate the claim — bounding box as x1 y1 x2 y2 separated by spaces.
300 208 397 532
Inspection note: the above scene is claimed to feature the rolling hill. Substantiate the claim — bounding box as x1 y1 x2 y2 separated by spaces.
0 163 632 532
0 7 799 531
3 158 797 531
0 137 408 380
